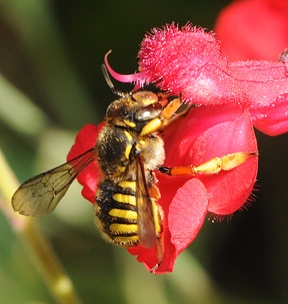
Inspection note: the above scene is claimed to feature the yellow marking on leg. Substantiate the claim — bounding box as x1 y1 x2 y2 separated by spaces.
125 144 132 159
195 158 222 174
109 223 138 232
109 208 138 220
151 199 162 235
124 130 133 142
195 152 258 174
140 118 162 136
167 152 258 176
113 193 136 206
220 152 258 171
124 120 136 128
117 166 126 173
118 181 136 192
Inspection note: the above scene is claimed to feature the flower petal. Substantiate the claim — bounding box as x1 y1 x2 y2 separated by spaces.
229 61 288 135
128 178 208 274
193 109 258 214
67 124 104 204
162 104 258 215
168 178 208 255
250 93 288 136
138 23 243 105
104 51 148 87
128 230 176 274
138 23 288 116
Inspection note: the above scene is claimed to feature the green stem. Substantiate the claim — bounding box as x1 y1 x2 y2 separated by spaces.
0 148 82 304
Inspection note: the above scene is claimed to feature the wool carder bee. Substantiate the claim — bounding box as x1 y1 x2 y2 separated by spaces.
12 65 257 272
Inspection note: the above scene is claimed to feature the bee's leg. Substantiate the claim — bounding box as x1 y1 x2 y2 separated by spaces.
159 95 184 124
148 185 164 274
140 95 190 136
158 94 196 131
150 235 164 273
158 152 258 176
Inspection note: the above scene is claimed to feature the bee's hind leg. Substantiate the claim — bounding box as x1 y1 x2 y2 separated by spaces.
158 152 258 177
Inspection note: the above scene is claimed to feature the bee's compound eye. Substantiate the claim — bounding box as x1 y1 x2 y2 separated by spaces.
134 105 162 121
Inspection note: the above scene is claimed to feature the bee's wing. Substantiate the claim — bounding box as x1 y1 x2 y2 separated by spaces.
12 148 96 217
135 154 157 248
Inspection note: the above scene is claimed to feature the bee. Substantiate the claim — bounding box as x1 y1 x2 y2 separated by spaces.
12 64 257 272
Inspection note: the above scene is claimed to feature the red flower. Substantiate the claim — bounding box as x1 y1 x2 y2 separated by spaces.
214 0 288 61
68 23 288 273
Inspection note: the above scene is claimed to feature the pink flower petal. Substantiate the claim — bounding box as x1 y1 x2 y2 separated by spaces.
168 178 208 254
128 178 208 273
128 229 176 274
138 23 245 105
162 104 258 215
229 61 288 135
192 109 258 214
230 60 288 107
137 23 288 109
104 51 148 87
138 23 288 136
250 92 288 136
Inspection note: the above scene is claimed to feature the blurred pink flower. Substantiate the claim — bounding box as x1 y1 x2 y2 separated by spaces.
214 0 288 61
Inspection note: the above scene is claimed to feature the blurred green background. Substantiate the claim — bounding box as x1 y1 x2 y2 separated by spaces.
0 0 288 303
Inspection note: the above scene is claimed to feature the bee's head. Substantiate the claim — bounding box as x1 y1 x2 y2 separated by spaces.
102 64 163 132
106 91 163 132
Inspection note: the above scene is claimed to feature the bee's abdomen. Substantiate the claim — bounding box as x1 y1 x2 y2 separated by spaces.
95 179 139 247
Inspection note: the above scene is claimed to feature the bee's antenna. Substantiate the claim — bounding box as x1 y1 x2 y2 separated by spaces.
101 64 126 99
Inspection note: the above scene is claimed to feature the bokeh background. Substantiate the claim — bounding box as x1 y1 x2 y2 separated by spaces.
0 0 288 303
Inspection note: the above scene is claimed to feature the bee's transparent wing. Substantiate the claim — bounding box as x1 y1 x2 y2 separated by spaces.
135 154 157 248
12 148 96 217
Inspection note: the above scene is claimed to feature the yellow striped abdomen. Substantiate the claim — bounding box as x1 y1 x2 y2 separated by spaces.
95 179 139 247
